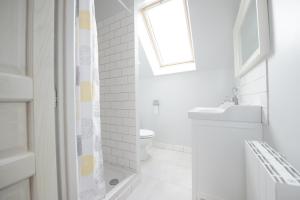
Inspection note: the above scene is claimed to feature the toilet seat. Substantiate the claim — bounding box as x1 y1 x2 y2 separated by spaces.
140 129 155 139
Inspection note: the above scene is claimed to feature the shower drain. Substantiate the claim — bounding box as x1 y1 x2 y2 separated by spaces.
109 179 119 186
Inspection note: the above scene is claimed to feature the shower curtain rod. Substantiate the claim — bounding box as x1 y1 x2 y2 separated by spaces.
117 0 132 13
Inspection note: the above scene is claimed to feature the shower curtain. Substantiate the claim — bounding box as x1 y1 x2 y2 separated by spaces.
76 0 106 199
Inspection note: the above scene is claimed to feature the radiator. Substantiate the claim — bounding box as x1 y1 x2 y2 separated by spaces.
245 141 300 200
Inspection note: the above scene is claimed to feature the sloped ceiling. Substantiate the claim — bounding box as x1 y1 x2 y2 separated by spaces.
95 0 133 22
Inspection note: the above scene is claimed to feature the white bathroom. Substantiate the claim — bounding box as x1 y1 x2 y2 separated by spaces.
0 0 300 200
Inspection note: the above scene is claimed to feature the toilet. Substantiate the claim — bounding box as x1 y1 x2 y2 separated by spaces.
139 129 155 161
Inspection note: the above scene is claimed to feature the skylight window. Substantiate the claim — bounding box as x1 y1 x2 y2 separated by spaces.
139 0 196 75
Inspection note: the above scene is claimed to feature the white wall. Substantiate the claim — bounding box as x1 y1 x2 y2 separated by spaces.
237 0 300 170
139 67 234 147
138 0 240 147
237 61 268 123
265 0 300 170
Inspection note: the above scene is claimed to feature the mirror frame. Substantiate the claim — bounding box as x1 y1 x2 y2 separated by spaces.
233 0 270 77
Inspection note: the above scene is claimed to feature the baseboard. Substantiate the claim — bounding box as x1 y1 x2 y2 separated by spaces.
153 141 192 154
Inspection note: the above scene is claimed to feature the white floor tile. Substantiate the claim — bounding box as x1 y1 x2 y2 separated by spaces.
127 147 192 200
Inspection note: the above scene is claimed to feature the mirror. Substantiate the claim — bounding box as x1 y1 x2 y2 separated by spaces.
233 0 270 77
240 0 259 64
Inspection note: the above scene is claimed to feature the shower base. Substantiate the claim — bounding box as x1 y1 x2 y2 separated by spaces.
104 164 139 200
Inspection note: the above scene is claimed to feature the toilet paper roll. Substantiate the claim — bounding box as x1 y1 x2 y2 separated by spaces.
153 105 159 115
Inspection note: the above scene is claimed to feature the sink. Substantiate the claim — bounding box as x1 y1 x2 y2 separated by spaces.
188 103 262 123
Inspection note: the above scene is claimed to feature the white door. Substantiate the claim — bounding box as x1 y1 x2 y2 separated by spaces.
0 0 58 200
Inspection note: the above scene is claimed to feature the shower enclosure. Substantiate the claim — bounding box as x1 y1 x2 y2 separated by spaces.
55 0 139 199
94 0 139 198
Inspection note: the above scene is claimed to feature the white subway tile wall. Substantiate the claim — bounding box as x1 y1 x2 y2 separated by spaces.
97 11 137 171
237 61 268 123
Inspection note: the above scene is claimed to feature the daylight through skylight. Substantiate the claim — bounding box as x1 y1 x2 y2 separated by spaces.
141 0 194 67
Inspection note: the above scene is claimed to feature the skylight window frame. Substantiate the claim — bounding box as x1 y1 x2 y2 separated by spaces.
140 0 195 68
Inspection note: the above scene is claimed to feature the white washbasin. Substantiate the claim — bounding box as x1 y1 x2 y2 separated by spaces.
188 103 262 123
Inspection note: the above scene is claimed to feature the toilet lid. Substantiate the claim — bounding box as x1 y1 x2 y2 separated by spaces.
140 129 155 139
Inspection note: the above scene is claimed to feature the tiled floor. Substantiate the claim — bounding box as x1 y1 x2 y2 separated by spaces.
127 147 192 200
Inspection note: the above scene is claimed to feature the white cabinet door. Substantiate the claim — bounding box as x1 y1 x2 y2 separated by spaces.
0 0 58 200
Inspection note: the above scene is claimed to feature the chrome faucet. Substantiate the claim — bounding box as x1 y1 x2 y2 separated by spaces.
232 87 239 105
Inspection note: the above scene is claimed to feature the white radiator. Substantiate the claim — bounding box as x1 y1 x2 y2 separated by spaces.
245 141 300 200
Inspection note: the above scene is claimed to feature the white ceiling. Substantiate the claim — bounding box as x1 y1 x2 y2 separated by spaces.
95 0 133 22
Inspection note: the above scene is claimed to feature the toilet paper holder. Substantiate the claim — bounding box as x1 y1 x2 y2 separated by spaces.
153 100 159 115
153 100 159 106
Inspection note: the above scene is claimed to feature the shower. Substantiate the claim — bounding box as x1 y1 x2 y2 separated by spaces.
93 0 138 199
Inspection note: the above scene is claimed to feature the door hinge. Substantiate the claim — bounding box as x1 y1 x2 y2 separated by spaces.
54 87 58 108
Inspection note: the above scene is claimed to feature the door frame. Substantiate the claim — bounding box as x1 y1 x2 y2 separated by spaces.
0 0 77 199
54 0 79 199
27 0 59 199
0 0 63 199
